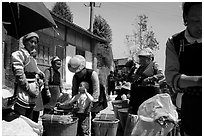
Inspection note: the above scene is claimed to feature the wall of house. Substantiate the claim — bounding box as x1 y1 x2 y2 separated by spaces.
2 18 100 90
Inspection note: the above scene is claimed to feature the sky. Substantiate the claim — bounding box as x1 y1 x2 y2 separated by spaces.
44 1 185 71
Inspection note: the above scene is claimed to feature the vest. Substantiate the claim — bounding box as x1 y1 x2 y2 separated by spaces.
172 30 202 76
46 67 61 86
75 68 93 95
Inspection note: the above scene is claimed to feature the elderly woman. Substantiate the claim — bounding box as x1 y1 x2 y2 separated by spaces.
12 32 44 121
129 48 164 115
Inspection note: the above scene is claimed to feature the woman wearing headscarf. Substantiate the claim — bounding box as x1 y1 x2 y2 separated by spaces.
12 32 44 120
43 56 63 113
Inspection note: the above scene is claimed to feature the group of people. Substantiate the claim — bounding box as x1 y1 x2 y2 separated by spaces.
2 2 202 136
107 2 202 136
2 31 104 136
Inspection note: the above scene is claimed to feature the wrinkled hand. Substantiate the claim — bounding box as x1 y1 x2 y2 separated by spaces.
141 128 164 136
142 76 156 85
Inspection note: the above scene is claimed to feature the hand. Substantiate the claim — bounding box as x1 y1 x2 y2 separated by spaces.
45 89 51 97
142 76 156 85
141 128 164 136
58 93 70 103
7 95 18 107
56 102 63 107
41 89 51 105
28 82 40 98
38 72 45 79
28 89 38 98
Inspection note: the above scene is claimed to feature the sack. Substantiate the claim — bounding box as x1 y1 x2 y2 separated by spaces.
91 84 108 113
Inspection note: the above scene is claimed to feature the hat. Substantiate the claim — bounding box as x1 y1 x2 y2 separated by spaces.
68 55 86 73
23 32 39 41
51 56 61 65
51 56 61 62
138 48 153 58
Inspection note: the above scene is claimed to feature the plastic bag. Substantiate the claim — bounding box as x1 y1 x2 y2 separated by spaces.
131 93 178 136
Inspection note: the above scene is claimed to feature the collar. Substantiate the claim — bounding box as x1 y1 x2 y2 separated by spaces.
20 48 30 57
185 29 202 44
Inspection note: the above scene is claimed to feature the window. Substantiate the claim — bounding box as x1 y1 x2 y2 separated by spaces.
36 44 50 65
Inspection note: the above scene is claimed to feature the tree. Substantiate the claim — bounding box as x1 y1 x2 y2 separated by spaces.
125 14 159 62
93 15 113 89
52 2 73 22
93 15 112 44
93 15 113 68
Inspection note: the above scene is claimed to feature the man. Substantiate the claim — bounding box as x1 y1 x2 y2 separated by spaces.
165 2 202 136
129 48 164 114
68 55 100 135
12 32 44 120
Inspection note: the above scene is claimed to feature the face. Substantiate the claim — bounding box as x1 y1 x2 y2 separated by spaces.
24 37 38 54
139 56 151 66
79 82 88 93
53 60 62 70
186 4 202 39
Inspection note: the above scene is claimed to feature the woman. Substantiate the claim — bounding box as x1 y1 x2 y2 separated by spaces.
12 32 44 121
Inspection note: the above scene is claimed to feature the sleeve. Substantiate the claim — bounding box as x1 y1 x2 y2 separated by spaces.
91 71 100 102
165 38 181 91
11 51 30 92
72 75 79 96
44 69 50 90
85 91 94 102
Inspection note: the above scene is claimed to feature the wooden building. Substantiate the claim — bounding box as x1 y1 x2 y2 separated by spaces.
2 11 107 89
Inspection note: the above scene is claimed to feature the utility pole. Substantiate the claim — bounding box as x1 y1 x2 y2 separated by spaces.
84 2 101 33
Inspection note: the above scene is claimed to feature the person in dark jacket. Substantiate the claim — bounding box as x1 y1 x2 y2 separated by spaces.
129 48 164 114
107 71 115 96
165 2 202 136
